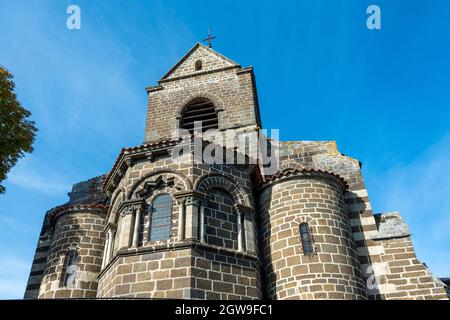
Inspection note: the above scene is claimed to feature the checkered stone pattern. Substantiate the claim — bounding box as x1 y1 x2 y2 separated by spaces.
277 141 395 298
375 234 448 300
38 210 106 298
23 212 53 299
259 174 368 300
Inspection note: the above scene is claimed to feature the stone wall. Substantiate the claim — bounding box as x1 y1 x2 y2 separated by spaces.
23 211 53 299
97 245 261 299
38 210 106 298
144 44 260 143
189 247 261 299
25 44 448 301
97 249 192 298
204 189 239 250
370 212 448 300
24 175 108 299
259 173 367 299
99 141 259 298
441 279 450 298
276 141 393 298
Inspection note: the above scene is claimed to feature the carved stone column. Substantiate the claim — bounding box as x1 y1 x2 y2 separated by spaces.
132 207 142 248
176 198 186 241
235 204 256 254
243 211 256 254
237 210 243 252
175 191 207 241
199 199 208 243
107 228 116 263
103 224 116 266
184 196 200 240
101 232 110 269
117 200 144 250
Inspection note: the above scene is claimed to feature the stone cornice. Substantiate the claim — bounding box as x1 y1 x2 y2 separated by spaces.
173 190 207 198
235 66 253 75
145 84 163 93
103 138 183 194
157 65 241 85
173 190 209 205
117 198 146 217
104 135 259 195
259 167 349 191
49 204 108 226
98 239 260 279
234 203 255 216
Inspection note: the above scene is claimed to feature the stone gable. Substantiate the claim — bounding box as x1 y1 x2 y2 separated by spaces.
160 43 239 81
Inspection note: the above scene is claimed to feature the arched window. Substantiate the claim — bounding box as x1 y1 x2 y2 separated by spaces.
62 250 78 288
180 98 218 133
149 194 173 241
300 223 314 256
195 60 202 71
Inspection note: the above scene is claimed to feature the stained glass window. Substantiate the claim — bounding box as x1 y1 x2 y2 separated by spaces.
149 194 173 241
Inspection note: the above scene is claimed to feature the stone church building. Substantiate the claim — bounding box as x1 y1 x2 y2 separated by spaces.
24 43 447 300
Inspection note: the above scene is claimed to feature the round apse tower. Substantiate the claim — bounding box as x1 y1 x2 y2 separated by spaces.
258 168 367 300
38 204 107 298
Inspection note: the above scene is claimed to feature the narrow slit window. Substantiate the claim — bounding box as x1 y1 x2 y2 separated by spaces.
149 194 173 241
62 250 78 288
300 223 314 256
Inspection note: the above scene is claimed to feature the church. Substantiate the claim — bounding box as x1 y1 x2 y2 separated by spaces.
23 42 448 300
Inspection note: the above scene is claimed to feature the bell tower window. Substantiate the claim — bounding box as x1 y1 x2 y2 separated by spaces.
180 98 218 133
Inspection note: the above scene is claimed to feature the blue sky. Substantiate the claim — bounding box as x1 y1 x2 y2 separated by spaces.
0 0 449 299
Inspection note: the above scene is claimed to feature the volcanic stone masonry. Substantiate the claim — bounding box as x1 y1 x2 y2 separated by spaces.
24 43 448 300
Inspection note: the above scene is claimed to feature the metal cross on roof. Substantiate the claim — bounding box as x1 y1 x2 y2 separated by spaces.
203 28 216 48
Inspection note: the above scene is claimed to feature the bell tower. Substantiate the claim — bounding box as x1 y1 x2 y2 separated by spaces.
144 43 261 143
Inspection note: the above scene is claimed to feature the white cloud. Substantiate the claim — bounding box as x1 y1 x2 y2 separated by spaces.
7 158 71 196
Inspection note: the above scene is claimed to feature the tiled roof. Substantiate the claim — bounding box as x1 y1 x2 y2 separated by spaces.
102 138 183 190
260 167 349 189
49 203 109 224
102 135 255 193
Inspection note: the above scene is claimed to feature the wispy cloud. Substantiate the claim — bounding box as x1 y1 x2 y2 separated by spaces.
368 134 450 277
7 158 71 196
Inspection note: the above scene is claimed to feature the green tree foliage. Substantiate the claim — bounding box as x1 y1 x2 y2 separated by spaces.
0 66 37 194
